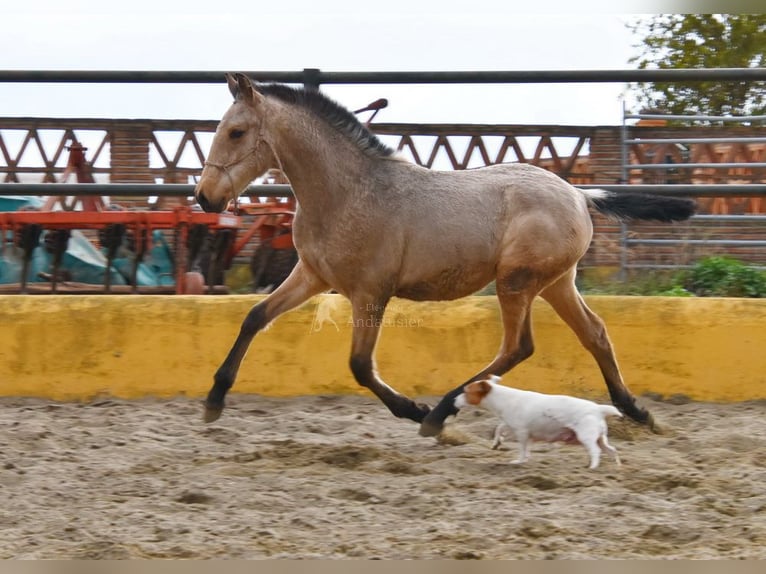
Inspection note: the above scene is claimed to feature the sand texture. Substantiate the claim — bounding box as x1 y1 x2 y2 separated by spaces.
1 394 765 559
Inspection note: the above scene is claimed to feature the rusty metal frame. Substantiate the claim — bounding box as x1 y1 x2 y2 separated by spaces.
0 207 240 294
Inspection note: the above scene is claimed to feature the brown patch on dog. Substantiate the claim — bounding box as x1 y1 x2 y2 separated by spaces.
463 380 492 406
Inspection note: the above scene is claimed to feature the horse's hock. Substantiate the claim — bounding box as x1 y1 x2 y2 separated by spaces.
1 294 764 403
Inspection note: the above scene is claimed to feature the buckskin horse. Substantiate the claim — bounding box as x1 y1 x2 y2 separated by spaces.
194 73 695 437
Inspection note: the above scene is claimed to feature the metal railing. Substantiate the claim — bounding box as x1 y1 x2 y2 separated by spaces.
2 68 766 278
3 182 766 198
4 68 766 85
0 118 599 185
619 109 766 276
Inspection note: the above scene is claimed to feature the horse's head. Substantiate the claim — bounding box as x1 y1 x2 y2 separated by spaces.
195 73 275 213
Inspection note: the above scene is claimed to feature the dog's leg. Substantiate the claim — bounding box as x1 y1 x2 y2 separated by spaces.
575 427 602 469
491 423 506 450
598 435 621 466
586 445 602 469
511 434 529 464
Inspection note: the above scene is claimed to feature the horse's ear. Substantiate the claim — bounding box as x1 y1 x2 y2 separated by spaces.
226 73 263 107
226 73 240 99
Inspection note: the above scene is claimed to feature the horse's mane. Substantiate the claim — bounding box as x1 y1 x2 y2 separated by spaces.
259 84 395 159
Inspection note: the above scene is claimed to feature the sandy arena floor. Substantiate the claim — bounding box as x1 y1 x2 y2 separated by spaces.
1 393 765 559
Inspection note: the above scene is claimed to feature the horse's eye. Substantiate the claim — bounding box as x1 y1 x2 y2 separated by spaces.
229 129 245 140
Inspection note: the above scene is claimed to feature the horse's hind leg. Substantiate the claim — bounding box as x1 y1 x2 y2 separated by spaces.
539 267 654 429
349 297 431 423
420 274 538 437
204 261 328 422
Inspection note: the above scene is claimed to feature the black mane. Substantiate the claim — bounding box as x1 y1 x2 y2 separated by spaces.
259 84 395 158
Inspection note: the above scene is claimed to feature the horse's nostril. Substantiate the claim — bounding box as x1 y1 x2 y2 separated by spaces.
196 192 212 212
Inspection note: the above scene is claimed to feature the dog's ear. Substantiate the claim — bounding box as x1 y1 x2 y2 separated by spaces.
463 382 480 406
463 380 492 405
476 380 492 396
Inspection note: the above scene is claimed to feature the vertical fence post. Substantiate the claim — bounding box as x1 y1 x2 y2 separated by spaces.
302 68 321 92
619 100 629 281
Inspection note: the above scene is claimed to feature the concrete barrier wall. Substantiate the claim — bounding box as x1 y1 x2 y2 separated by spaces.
1 295 764 402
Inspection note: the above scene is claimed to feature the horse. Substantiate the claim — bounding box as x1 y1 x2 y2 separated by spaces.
194 73 696 437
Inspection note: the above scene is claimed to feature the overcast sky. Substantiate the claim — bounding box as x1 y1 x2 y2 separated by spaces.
2 2 654 128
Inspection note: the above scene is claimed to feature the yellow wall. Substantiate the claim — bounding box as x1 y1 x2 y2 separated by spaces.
1 294 764 402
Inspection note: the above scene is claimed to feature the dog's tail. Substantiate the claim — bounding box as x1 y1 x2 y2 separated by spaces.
599 405 623 418
581 188 696 222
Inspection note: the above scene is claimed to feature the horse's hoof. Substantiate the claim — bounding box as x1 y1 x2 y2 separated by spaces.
416 402 432 421
418 419 443 437
203 403 224 423
646 412 664 434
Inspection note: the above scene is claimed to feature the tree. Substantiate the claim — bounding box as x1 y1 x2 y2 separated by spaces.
628 15 766 117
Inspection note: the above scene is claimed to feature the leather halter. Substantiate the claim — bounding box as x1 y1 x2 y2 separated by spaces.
203 116 284 209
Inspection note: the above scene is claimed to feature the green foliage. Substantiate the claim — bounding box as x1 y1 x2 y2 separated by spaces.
656 284 694 297
681 256 766 297
576 258 765 298
628 15 766 117
475 280 496 296
224 263 255 294
577 269 685 296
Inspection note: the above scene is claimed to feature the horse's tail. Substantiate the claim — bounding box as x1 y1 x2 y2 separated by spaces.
580 188 696 222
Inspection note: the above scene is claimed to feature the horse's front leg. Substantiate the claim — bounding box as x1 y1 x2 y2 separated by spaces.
204 261 328 422
420 286 537 437
349 297 431 423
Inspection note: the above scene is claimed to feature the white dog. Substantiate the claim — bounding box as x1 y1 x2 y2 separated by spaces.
454 375 622 469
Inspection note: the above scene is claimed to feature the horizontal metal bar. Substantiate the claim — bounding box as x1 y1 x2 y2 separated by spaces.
625 113 766 122
0 117 220 130
623 264 696 270
579 184 766 197
3 183 766 199
625 263 766 271
0 70 305 85
629 162 766 169
0 183 293 197
3 68 766 85
0 210 240 228
625 239 766 246
0 117 597 136
690 214 766 222
625 137 766 145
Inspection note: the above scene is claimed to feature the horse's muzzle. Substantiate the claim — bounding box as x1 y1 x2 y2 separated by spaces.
195 191 213 212
195 189 224 213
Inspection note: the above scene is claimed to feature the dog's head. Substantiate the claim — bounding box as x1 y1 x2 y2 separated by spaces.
454 376 498 409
